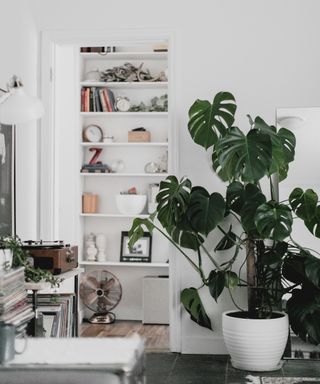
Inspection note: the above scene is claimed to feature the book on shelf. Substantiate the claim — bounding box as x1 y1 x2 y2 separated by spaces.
99 89 108 111
81 87 116 112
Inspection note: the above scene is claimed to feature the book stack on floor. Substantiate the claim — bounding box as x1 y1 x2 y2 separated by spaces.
81 87 116 112
0 267 34 335
29 294 74 337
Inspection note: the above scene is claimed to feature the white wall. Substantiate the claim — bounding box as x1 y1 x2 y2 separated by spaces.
0 0 39 239
26 0 320 353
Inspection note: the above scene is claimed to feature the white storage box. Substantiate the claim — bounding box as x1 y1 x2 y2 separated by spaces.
142 276 169 324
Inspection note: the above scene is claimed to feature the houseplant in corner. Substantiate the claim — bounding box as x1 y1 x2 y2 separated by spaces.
128 91 320 371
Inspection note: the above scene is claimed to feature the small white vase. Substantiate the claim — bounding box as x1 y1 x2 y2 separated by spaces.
222 310 289 371
0 249 13 271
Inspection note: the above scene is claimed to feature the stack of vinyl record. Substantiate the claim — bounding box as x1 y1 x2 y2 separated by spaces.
0 267 34 335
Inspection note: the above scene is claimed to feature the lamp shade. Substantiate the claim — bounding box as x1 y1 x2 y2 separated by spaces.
0 87 44 124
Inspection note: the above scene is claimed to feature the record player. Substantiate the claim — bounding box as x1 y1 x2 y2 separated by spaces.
22 240 78 275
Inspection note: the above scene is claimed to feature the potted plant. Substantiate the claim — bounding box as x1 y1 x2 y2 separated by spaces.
128 91 320 371
0 235 60 286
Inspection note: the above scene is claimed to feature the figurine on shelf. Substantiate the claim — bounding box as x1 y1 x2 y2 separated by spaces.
96 234 107 262
86 233 97 261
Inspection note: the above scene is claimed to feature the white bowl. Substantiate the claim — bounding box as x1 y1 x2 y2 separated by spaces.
115 194 147 215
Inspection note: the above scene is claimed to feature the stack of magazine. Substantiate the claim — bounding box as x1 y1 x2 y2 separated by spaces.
0 267 34 335
30 294 74 337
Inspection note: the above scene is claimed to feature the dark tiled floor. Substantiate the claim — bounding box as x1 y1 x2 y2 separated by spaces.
145 353 320 384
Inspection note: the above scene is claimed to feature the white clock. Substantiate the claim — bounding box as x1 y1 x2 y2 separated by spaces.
115 97 131 112
83 125 103 142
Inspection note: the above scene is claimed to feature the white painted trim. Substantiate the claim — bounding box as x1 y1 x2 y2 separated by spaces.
40 28 181 352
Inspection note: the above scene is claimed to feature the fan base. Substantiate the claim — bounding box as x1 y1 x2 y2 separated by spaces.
88 312 116 324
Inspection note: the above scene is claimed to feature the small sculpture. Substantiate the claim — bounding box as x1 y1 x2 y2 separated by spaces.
86 233 97 261
96 234 107 262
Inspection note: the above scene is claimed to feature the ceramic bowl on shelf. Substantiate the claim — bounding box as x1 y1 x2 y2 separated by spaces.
115 194 147 215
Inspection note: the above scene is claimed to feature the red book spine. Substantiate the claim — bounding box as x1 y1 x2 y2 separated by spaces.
99 89 108 112
103 88 112 112
81 88 85 111
85 88 90 112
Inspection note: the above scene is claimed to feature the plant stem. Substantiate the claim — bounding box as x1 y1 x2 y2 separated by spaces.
246 238 257 314
151 222 201 273
200 244 222 271
197 248 206 283
227 287 244 312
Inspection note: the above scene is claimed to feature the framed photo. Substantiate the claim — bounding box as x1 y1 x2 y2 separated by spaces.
120 231 152 262
0 124 15 236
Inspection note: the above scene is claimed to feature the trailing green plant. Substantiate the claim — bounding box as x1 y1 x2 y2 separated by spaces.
129 91 320 345
0 236 61 287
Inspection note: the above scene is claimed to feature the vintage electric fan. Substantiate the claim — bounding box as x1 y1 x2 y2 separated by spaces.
80 270 122 324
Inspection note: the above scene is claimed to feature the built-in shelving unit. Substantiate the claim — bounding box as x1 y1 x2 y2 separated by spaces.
77 40 172 321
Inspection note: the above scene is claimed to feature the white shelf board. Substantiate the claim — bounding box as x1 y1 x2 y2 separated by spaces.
80 142 168 147
80 172 169 177
80 261 169 268
80 112 168 117
80 51 168 60
80 213 148 218
80 81 168 89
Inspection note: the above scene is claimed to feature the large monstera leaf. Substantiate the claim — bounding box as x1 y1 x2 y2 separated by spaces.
286 288 320 344
181 288 212 330
156 176 191 228
187 187 225 236
216 127 272 183
254 201 293 241
252 116 296 180
289 188 318 222
167 217 204 251
188 92 236 150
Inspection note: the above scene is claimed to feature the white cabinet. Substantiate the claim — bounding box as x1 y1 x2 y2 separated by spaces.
77 41 173 320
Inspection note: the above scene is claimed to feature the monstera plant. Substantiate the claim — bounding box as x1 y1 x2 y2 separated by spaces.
129 91 320 347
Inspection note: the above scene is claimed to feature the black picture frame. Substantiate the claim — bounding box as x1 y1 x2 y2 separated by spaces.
120 231 152 262
0 124 15 237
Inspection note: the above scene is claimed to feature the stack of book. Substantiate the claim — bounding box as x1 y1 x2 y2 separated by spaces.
0 267 34 335
81 87 116 112
30 294 74 337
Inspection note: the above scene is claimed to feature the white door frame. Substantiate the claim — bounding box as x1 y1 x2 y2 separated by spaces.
40 29 181 352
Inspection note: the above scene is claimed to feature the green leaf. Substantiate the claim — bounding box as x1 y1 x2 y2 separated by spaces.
156 176 192 229
253 117 296 180
211 150 229 182
254 201 293 241
188 92 236 149
180 288 212 330
187 187 225 236
224 271 239 289
286 288 320 344
240 184 267 236
289 188 318 222
216 127 272 183
214 226 237 251
305 255 320 288
226 181 245 215
128 217 155 250
305 205 320 238
260 241 288 266
168 220 204 251
282 252 307 285
208 271 225 301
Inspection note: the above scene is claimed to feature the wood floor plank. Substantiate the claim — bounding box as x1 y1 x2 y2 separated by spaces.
80 320 169 351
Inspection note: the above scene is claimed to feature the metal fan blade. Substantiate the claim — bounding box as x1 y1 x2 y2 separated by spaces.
101 277 115 292
86 292 99 306
83 276 99 290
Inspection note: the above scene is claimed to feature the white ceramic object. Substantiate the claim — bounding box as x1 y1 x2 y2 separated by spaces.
115 194 147 215
222 310 289 371
96 234 107 262
0 249 13 271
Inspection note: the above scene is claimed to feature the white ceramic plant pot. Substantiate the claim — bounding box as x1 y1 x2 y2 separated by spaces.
222 310 289 371
0 249 13 271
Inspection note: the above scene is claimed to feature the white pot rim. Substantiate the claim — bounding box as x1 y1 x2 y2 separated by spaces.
223 310 288 321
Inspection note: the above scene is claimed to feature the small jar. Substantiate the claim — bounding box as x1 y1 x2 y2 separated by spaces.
103 136 114 143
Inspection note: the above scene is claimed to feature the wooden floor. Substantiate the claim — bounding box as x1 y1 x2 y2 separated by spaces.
80 320 169 352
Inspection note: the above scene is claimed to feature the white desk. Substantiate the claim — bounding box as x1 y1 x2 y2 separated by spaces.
0 336 145 384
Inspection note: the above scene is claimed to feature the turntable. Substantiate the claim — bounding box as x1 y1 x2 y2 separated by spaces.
22 240 78 275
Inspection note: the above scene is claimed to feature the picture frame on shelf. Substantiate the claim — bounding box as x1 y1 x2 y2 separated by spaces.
120 231 152 262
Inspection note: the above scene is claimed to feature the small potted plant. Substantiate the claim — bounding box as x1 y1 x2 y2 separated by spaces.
0 236 60 286
128 91 320 371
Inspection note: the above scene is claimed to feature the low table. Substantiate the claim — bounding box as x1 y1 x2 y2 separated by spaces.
0 336 145 384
